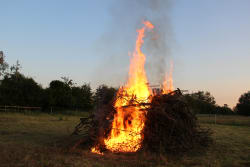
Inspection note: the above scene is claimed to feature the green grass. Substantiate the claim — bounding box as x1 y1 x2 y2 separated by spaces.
0 112 250 167
197 114 250 127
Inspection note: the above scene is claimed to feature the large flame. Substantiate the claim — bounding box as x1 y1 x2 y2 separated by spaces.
103 21 154 152
162 61 174 94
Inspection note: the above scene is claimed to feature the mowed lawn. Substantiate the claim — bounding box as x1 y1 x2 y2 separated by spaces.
0 112 250 167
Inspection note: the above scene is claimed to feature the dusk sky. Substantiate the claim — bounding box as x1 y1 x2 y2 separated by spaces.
1 0 250 108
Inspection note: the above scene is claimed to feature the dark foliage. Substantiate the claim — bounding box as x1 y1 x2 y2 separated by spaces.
215 104 235 115
185 92 235 115
0 51 9 78
46 80 73 108
0 58 95 112
0 73 43 106
93 85 117 107
71 84 93 110
0 64 95 112
236 91 250 116
185 91 217 114
41 81 94 111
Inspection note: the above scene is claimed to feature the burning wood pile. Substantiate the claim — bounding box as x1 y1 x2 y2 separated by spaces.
72 21 212 155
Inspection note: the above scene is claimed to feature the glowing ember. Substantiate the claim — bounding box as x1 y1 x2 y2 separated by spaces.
91 147 103 155
162 61 174 94
103 21 154 152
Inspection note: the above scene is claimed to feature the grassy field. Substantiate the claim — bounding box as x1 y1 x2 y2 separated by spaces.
0 112 250 167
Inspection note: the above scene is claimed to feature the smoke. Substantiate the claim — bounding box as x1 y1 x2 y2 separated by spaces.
92 0 174 87
139 0 174 84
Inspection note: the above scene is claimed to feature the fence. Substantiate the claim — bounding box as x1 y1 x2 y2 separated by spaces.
0 105 41 112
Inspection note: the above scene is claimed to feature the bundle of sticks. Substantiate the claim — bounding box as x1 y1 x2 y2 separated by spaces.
142 89 212 153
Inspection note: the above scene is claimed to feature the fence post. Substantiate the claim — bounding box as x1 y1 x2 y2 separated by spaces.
51 107 52 114
215 114 217 125
5 105 6 112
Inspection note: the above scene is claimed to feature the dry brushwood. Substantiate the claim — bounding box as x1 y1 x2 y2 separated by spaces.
72 100 116 150
72 89 212 154
142 89 212 153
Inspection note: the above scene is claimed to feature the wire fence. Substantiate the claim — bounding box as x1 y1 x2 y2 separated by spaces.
0 105 41 112
0 105 90 116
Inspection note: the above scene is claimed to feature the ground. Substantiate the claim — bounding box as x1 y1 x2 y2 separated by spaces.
0 112 250 167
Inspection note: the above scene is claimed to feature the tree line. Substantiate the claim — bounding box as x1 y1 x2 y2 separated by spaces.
0 54 249 115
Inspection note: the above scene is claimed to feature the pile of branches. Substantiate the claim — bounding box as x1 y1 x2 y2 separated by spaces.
142 89 212 153
72 100 115 151
72 89 212 154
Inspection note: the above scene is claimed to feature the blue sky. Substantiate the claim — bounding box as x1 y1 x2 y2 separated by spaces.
0 0 250 107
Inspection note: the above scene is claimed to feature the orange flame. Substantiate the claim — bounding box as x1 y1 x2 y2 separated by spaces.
162 61 174 94
103 21 154 152
91 147 103 155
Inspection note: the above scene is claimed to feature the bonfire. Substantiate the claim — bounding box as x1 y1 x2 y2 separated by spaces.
72 20 212 155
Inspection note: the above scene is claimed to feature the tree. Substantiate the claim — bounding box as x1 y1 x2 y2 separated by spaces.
46 80 73 108
185 91 216 114
43 79 94 111
10 60 21 75
93 85 117 107
236 91 250 116
0 73 43 106
72 83 93 111
0 51 9 78
215 104 234 115
193 91 216 105
61 76 75 87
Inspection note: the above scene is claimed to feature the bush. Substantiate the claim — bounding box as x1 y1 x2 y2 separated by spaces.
184 91 216 114
236 91 250 116
0 73 43 106
215 105 234 115
93 85 117 107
